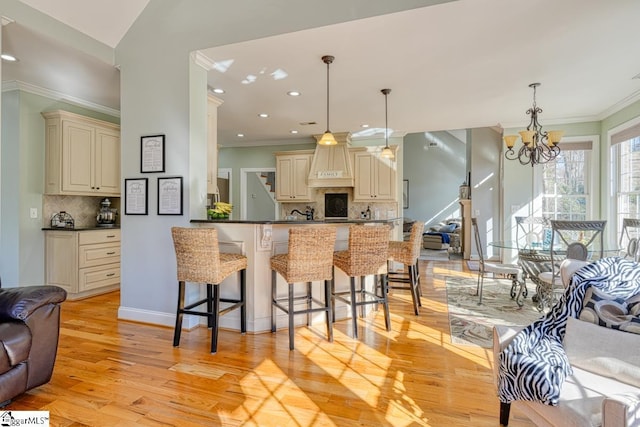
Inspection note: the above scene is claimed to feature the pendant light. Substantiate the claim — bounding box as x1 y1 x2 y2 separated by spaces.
380 88 394 159
318 55 337 145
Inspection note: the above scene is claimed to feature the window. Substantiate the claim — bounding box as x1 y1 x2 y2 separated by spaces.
539 142 592 221
611 122 640 239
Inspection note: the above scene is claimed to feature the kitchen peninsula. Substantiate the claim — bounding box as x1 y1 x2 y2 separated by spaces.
190 218 401 333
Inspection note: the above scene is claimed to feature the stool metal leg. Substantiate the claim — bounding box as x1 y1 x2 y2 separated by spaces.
206 284 214 328
306 281 312 326
381 274 391 331
173 280 186 347
240 269 247 334
271 270 277 333
408 265 420 315
324 279 333 342
349 277 358 339
288 282 295 350
210 284 220 354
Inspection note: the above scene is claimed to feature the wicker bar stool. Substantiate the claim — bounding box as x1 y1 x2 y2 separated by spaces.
387 221 425 315
333 225 391 339
271 226 337 350
171 227 247 354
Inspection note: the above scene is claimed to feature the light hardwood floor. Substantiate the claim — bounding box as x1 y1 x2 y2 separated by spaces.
7 258 535 426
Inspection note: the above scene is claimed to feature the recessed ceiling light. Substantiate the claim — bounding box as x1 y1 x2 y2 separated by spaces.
361 124 370 128
287 91 301 97
237 133 245 137
1 53 17 62
258 113 269 118
290 130 299 134
212 88 225 94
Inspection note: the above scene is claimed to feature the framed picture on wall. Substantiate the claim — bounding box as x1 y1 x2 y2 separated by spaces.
157 176 183 215
140 134 165 173
124 178 148 215
403 179 409 209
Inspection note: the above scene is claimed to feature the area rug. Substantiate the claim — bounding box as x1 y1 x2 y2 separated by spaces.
466 260 479 271
419 248 450 261
445 276 542 348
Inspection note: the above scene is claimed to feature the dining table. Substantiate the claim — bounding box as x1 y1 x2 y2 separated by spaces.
489 241 621 311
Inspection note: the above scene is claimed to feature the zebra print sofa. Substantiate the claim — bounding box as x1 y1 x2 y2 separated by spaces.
493 259 640 426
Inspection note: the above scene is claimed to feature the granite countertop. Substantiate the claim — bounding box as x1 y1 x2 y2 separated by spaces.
191 218 402 225
42 226 121 231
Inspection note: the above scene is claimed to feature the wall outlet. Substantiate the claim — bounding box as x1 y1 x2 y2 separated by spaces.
474 209 480 216
30 207 38 219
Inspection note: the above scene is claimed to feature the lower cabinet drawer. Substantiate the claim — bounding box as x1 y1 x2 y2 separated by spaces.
79 243 120 268
79 264 120 292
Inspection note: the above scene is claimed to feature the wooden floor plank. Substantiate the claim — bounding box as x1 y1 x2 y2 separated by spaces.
6 258 535 426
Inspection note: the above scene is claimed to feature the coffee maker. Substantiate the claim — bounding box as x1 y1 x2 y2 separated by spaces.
96 198 117 227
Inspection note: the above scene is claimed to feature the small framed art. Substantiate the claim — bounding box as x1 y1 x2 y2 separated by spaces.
140 134 165 173
158 176 183 215
124 178 148 215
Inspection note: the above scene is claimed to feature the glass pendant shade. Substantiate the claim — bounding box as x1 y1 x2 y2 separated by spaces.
380 146 394 158
503 135 518 149
319 131 337 146
547 130 564 146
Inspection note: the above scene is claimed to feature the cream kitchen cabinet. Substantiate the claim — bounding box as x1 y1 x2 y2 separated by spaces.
275 150 315 202
45 229 120 300
42 110 120 196
353 149 397 201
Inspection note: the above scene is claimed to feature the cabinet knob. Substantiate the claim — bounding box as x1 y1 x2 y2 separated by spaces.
106 273 115 277
106 235 116 238
106 251 116 255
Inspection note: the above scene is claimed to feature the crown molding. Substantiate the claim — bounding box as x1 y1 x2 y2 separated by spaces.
596 88 640 121
500 90 640 130
191 51 215 71
2 80 120 118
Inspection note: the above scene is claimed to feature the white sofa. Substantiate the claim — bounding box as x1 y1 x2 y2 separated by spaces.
493 260 640 427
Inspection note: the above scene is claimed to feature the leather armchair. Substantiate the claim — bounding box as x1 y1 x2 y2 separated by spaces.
0 285 67 406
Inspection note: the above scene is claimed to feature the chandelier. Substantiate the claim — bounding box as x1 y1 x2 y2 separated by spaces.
503 83 564 166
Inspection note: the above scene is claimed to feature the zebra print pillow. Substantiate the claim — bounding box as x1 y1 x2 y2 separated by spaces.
580 287 640 334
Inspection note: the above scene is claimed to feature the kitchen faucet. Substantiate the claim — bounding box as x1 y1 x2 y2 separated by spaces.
290 206 315 220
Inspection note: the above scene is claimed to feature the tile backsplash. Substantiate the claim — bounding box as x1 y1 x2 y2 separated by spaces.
43 195 121 228
279 187 398 220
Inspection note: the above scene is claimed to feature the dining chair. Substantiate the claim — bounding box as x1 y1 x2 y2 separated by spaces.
171 227 247 354
619 218 640 261
515 216 550 250
387 221 425 315
471 218 523 305
537 220 606 310
271 226 337 350
333 225 391 338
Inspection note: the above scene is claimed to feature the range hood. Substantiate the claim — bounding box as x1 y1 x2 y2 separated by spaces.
307 132 354 187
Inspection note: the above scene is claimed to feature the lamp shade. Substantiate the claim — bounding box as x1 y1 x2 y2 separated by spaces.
519 130 535 145
380 146 394 159
504 135 519 149
319 131 337 146
547 130 564 146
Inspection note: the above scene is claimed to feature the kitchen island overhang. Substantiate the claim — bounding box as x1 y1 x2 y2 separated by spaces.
189 218 402 334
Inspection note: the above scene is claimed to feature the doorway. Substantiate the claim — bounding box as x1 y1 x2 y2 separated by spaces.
240 168 278 220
